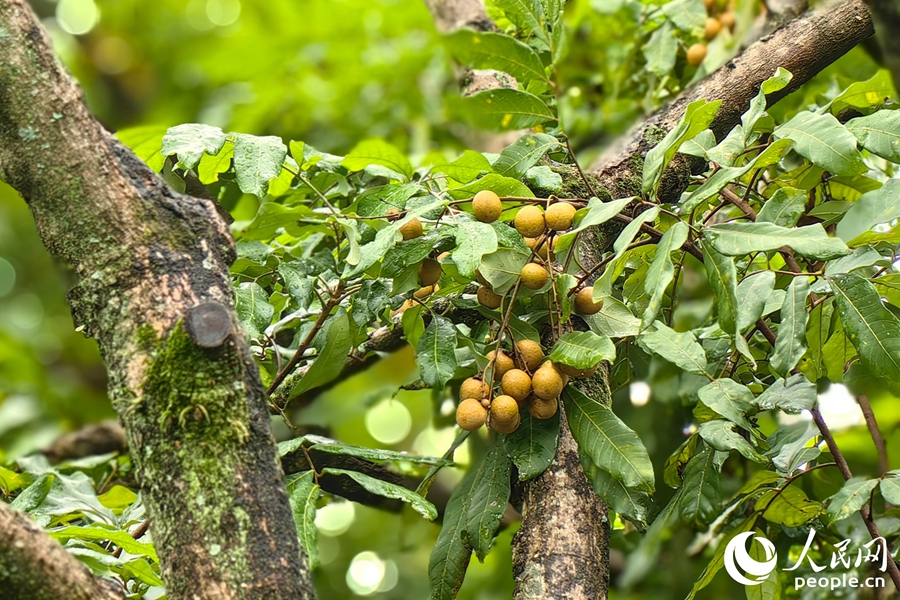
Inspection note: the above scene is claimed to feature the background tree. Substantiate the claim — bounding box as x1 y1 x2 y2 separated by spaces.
1 0 899 599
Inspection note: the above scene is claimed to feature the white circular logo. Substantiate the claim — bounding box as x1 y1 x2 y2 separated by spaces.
724 531 778 586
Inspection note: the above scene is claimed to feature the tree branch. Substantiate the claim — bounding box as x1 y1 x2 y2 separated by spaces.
0 1 314 597
0 502 124 600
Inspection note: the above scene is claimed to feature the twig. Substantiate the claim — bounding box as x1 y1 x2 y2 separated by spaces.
857 395 889 475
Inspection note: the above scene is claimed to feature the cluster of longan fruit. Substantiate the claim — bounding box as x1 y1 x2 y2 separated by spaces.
687 0 736 67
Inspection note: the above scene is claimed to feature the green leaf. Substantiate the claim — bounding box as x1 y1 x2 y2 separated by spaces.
830 273 900 383
321 468 437 520
307 438 450 466
504 409 559 481
755 375 816 414
757 187 806 228
773 111 867 176
492 134 561 179
161 123 227 170
698 420 765 462
757 486 821 527
580 448 650 526
746 528 783 600
478 248 530 294
823 477 878 525
847 110 900 163
564 387 655 492
835 179 900 246
641 222 688 328
662 0 706 31
232 133 288 197
460 89 557 131
880 476 900 504
452 219 499 278
464 445 512 561
643 21 677 78
703 222 850 261
290 310 353 398
429 466 477 600
342 139 413 180
639 322 709 377
50 525 158 562
679 447 723 525
703 245 739 335
447 173 535 199
697 379 755 431
445 30 549 86
494 0 554 54
234 282 274 341
830 70 896 116
116 125 168 172
770 277 810 377
416 316 459 389
432 150 493 183
197 145 234 184
525 165 563 192
286 471 320 569
737 271 776 331
548 331 616 369
585 296 642 338
685 515 757 600
554 197 631 255
643 100 721 196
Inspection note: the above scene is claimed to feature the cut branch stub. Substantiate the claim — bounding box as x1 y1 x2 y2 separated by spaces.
185 301 232 349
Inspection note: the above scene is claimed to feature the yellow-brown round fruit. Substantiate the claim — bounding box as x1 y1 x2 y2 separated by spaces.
703 0 715 8
574 287 604 315
414 284 438 299
492 411 520 434
515 205 546 238
558 363 600 379
528 396 559 420
418 258 442 286
687 43 707 67
490 394 520 426
477 286 502 309
532 363 565 400
476 269 491 288
515 339 543 372
400 217 423 240
545 202 576 232
718 11 735 30
460 377 490 401
486 350 515 381
385 208 400 217
390 299 415 317
704 17 722 40
520 263 548 290
472 190 503 223
524 237 550 260
501 369 532 402
456 398 488 431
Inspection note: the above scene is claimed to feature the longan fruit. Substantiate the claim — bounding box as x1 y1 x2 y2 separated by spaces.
573 287 604 316
545 202 576 232
515 205 546 238
477 286 502 309
501 369 532 402
532 362 565 400
390 299 415 317
472 190 503 223
418 258 442 286
524 237 550 261
704 17 722 40
492 412 520 434
719 11 735 31
437 251 451 262
486 349 514 381
558 363 600 379
520 263 548 290
456 398 487 431
399 217 423 240
385 208 400 217
515 339 543 372
460 377 490 401
413 284 438 299
490 394 520 426
475 270 491 288
529 396 559 420
687 43 707 67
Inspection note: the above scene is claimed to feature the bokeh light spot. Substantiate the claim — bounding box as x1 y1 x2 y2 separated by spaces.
346 551 385 596
206 0 242 27
315 500 355 537
0 258 16 298
365 398 411 445
629 381 651 407
56 0 99 36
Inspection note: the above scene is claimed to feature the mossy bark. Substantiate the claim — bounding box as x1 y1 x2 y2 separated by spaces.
0 1 314 598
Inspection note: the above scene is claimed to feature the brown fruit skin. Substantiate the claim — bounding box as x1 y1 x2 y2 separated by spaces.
501 369 533 402
532 363 565 400
413 284 438 299
486 350 515 381
687 43 707 67
515 205 546 238
456 398 488 431
515 339 543 372
390 299 415 317
472 190 503 223
545 202 576 232
702 0 715 8
418 258 442 286
491 411 520 434
490 394 520 425
520 263 549 290
704 17 722 40
399 217 423 240
573 287 604 315
460 377 490 401
718 11 735 30
477 286 502 309
528 396 559 420
475 270 491 288
558 363 600 379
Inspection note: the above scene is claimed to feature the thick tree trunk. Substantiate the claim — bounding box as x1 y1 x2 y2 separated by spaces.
0 1 315 598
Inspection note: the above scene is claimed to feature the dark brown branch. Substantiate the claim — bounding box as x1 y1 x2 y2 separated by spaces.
41 420 127 463
857 395 890 475
0 502 124 600
862 0 900 93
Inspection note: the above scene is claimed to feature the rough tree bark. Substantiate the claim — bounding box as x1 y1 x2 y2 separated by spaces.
0 1 315 598
862 0 900 91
